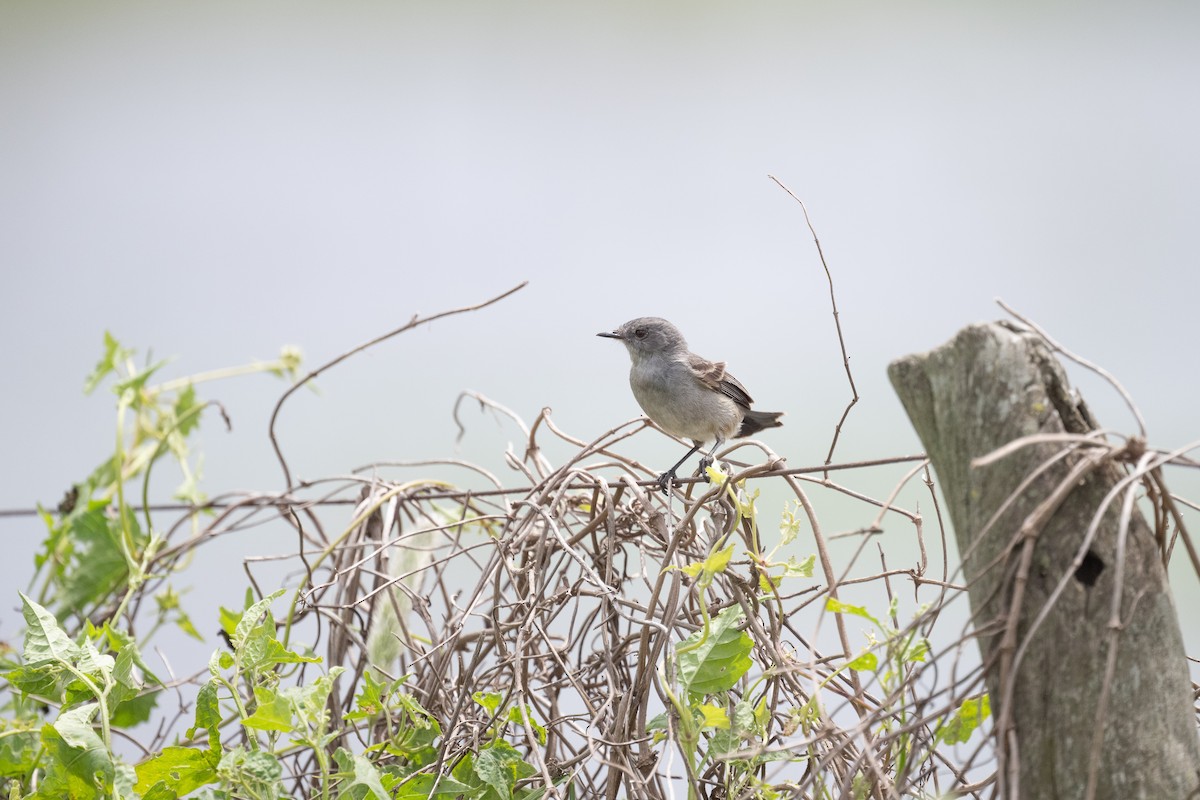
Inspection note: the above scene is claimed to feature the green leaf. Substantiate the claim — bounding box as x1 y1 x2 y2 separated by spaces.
781 554 816 578
707 726 741 758
696 703 730 730
215 747 284 799
387 693 441 766
390 772 474 798
471 740 535 800
235 749 284 783
84 457 120 496
232 590 286 650
473 691 503 716
752 697 770 731
109 690 158 729
727 696 768 742
938 694 991 744
53 704 103 750
296 667 344 726
253 636 323 669
188 679 223 752
75 642 115 682
111 690 159 727
507 703 547 745
901 636 930 664
18 592 81 665
733 699 756 733
139 782 179 800
242 687 294 732
218 604 244 640
36 705 115 798
114 761 138 799
84 332 132 395
704 543 735 573
173 384 202 437
847 651 878 672
347 670 388 720
332 748 390 800
779 503 802 545
102 623 135 651
0 727 41 780
676 606 754 696
825 597 878 625
113 358 167 405
135 747 219 796
679 543 736 588
231 594 318 673
106 645 142 709
393 691 439 731
734 486 759 521
4 663 63 698
57 505 139 614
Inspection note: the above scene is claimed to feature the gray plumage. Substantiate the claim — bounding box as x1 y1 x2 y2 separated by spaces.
597 316 783 491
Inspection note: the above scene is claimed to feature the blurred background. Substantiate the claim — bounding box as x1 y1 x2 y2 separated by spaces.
2 2 1197 654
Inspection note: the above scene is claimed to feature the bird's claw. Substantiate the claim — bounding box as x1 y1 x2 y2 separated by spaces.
655 470 677 495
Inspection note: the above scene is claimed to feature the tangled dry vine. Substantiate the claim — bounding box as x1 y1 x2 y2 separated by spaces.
139 298 1195 799
6 283 1198 799
142 402 986 799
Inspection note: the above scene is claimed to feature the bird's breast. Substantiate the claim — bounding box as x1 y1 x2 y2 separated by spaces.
628 361 741 442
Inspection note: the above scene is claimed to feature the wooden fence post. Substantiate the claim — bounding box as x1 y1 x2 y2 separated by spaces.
889 322 1200 799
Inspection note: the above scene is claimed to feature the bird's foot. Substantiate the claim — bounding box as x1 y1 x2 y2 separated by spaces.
655 470 678 495
697 456 715 481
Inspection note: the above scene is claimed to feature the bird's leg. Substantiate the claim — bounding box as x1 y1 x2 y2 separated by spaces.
656 441 704 494
697 438 725 478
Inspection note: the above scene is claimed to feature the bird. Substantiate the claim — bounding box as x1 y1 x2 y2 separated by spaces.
597 316 783 493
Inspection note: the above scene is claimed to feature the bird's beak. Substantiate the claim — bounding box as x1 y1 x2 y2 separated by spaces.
596 331 622 340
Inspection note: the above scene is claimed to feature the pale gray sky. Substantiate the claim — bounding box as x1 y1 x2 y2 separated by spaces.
3 2 1198 649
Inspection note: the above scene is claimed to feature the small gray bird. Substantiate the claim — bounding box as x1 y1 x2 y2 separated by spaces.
598 316 783 493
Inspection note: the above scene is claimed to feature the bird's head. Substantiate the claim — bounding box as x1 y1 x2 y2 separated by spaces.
597 317 687 360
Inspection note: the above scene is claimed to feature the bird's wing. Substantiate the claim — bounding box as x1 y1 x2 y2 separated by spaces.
686 353 754 409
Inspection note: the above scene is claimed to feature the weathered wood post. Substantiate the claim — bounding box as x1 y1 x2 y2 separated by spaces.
888 322 1199 799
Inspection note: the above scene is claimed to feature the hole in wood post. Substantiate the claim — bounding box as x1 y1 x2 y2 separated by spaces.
1074 549 1105 587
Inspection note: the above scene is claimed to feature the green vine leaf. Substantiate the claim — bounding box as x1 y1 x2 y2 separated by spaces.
676 606 754 697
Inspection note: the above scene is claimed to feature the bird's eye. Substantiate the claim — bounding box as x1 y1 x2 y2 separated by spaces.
634 328 646 339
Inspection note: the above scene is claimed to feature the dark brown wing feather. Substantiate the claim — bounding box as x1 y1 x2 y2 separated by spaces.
686 354 754 409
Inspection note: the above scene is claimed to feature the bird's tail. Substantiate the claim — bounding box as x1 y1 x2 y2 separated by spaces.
737 410 784 438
